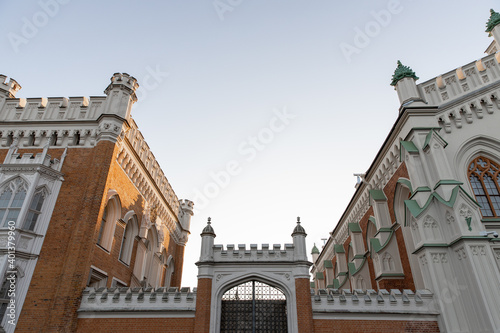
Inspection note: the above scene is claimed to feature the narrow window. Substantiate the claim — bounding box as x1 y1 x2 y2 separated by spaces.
468 156 500 217
97 206 108 245
0 179 27 227
23 191 45 231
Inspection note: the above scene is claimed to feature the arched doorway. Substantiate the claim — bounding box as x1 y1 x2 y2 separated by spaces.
220 280 288 332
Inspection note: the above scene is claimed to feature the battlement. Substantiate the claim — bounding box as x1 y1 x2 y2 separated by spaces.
213 243 295 262
0 75 21 98
78 287 196 316
417 52 500 106
104 72 139 101
311 288 437 316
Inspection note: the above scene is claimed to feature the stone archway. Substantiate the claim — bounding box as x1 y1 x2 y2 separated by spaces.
220 280 288 332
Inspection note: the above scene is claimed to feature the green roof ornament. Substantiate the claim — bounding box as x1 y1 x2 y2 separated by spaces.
311 243 320 254
390 60 419 86
486 9 500 33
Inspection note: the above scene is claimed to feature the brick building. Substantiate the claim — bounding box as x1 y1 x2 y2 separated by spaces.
1 8 500 333
0 72 193 332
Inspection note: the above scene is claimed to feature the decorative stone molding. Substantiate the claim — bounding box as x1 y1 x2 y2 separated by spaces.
78 287 196 317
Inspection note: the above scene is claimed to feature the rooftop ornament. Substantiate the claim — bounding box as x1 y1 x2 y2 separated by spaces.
390 60 419 86
486 9 500 33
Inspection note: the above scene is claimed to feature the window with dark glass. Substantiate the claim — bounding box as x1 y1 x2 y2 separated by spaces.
23 191 45 231
0 179 27 227
97 206 108 245
468 156 500 217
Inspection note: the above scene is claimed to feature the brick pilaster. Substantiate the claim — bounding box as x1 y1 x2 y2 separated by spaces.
295 277 314 333
193 277 212 333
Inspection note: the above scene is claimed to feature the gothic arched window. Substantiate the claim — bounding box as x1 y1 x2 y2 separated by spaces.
0 178 28 228
468 156 500 217
23 190 46 231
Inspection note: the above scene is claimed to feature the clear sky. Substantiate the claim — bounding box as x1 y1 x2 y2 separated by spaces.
1 0 497 288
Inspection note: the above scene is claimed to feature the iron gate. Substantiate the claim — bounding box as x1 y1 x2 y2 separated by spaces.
220 280 288 333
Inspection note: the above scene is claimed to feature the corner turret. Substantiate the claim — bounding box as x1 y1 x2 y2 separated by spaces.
391 61 423 109
0 75 21 98
179 199 194 232
292 217 308 261
311 243 320 263
199 217 216 262
103 72 139 120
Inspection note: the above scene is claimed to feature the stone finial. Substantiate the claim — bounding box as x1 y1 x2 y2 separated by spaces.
486 9 500 33
201 217 216 237
311 243 320 255
0 75 22 98
390 61 419 86
292 217 307 236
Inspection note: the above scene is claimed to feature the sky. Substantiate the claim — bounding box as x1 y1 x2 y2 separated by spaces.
1 0 497 288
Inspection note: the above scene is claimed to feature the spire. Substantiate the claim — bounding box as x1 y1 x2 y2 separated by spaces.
486 9 500 33
311 243 320 255
390 60 419 86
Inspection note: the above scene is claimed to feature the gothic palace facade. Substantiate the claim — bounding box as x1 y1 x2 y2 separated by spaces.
0 8 499 333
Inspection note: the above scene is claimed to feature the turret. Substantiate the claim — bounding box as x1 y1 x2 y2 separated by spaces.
311 243 320 263
199 217 216 262
179 199 194 232
291 217 308 261
486 9 500 46
103 72 139 120
391 61 422 109
0 75 21 98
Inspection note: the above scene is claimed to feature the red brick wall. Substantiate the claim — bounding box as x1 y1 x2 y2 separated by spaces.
15 142 117 333
193 278 212 333
314 319 440 332
77 317 194 332
295 278 315 332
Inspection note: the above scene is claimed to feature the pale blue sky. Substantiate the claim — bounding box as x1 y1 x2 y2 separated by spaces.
1 1 497 287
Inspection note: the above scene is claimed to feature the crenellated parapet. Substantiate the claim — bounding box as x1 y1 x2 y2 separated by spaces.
311 288 438 318
212 243 295 262
78 287 196 317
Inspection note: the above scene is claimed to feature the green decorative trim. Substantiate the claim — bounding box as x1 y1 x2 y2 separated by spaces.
368 216 376 224
405 186 479 218
310 281 316 288
409 186 432 199
370 230 394 253
324 260 333 268
465 217 472 231
334 244 345 253
348 257 367 275
369 189 387 202
413 237 495 254
422 129 448 150
374 227 393 237
390 60 419 86
326 284 335 288
433 180 463 190
376 273 405 279
348 222 362 233
400 140 418 161
397 178 413 193
336 272 349 288
486 9 500 33
353 254 365 259
332 279 340 289
481 218 500 222
311 243 320 254
316 272 324 280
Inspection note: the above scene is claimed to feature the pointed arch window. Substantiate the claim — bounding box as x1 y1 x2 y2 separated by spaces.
119 215 138 265
0 178 28 228
23 190 45 231
468 156 500 217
